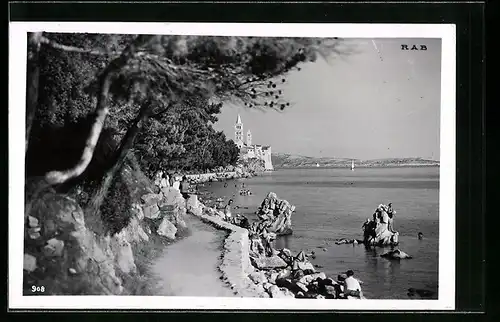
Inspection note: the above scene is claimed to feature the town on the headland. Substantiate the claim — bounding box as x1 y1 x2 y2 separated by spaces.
234 114 274 171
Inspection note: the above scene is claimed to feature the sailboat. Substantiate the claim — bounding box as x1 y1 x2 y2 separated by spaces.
351 160 355 171
316 163 320 168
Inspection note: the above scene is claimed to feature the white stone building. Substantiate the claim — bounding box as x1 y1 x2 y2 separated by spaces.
234 114 274 171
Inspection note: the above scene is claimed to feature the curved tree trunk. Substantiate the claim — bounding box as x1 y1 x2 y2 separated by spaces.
44 35 155 186
86 100 155 218
25 32 43 153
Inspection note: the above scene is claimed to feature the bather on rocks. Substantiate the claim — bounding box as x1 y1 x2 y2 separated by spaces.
387 203 397 233
342 270 364 299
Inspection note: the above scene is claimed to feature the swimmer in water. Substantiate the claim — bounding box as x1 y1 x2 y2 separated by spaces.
418 232 423 240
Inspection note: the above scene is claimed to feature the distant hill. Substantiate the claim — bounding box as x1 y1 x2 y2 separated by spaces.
271 153 439 169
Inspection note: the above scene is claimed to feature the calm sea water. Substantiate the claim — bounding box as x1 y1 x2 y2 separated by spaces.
200 167 439 299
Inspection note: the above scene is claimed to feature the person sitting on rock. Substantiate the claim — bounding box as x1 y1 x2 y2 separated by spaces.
343 270 363 299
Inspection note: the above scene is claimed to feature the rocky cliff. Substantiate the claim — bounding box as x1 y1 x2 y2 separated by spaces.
23 160 189 295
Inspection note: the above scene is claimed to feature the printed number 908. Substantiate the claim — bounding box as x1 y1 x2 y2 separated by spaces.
32 285 45 293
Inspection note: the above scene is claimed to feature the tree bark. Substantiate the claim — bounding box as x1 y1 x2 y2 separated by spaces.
25 32 43 153
44 35 154 186
86 100 154 217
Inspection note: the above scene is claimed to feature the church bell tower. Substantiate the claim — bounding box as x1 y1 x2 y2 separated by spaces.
246 130 252 146
235 114 243 148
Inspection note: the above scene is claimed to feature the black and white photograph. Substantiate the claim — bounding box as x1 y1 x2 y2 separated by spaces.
9 22 456 310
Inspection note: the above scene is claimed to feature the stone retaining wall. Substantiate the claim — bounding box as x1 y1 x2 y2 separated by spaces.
186 195 269 298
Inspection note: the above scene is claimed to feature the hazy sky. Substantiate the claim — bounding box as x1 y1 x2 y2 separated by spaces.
213 38 442 160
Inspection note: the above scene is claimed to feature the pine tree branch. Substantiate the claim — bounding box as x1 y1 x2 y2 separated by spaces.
39 36 120 56
44 35 156 185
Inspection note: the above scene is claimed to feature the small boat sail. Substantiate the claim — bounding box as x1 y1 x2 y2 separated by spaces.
351 160 355 171
316 163 320 168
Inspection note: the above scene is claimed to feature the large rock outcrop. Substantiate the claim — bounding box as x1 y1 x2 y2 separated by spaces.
25 193 127 295
256 192 294 236
23 166 188 295
362 204 399 246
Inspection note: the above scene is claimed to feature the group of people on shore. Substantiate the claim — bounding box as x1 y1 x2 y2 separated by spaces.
154 170 193 200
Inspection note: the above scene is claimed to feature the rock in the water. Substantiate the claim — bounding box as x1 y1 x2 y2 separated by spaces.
143 204 160 219
43 238 65 257
251 255 288 270
157 217 177 240
24 254 37 272
256 192 295 235
27 215 39 228
141 193 163 206
363 205 400 246
381 249 412 260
